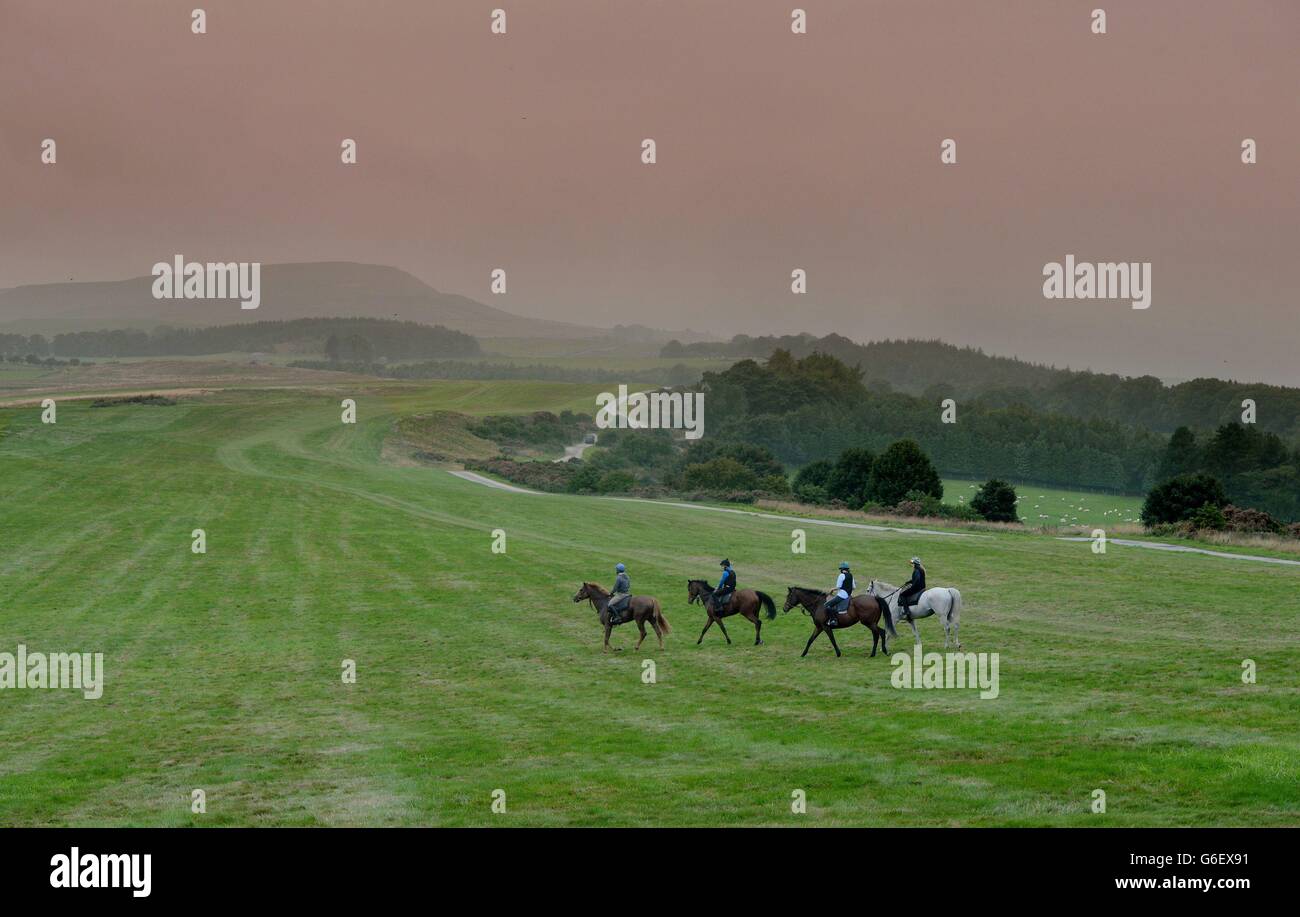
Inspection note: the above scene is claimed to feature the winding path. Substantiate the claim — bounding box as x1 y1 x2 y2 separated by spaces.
450 469 1300 566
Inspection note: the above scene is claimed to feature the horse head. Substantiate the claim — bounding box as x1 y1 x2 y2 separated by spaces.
686 579 713 604
784 586 821 614
573 582 607 607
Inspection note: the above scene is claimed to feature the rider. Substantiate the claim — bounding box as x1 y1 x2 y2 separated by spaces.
712 559 737 612
825 561 853 626
608 562 631 624
898 556 925 622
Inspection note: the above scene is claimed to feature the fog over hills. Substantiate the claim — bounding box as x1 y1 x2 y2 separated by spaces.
0 262 607 339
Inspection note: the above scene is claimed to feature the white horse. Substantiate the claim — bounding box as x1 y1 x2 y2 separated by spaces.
867 580 963 648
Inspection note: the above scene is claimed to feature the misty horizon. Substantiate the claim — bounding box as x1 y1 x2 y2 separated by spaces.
2 1 1297 385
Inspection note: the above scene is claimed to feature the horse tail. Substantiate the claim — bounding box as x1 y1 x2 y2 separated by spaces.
881 596 898 638
756 591 777 620
947 588 962 623
655 601 671 635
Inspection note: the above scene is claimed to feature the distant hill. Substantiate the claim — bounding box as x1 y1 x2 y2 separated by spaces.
0 262 601 340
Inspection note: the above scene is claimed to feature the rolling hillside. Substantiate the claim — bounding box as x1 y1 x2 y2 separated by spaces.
0 262 601 339
1 378 1295 826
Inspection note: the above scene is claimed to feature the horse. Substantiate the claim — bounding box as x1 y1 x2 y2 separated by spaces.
686 579 777 646
867 579 963 648
782 586 893 658
573 582 671 652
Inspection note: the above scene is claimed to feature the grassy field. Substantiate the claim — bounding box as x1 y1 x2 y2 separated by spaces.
944 478 1144 526
1 378 1297 826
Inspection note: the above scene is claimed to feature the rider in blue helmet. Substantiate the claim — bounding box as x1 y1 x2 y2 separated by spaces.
608 562 631 624
712 558 737 611
825 561 853 625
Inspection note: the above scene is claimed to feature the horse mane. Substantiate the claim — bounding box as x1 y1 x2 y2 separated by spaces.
584 581 609 595
872 580 896 593
688 578 714 589
791 585 827 596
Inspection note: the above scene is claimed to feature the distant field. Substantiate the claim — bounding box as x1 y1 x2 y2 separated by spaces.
944 478 1144 526
2 375 1295 827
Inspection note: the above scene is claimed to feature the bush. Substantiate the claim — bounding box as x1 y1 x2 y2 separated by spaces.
825 448 875 506
867 439 943 506
1221 504 1283 534
682 457 759 492
793 482 828 505
793 459 833 491
1187 503 1227 531
1140 473 1227 527
971 478 1019 522
596 470 636 493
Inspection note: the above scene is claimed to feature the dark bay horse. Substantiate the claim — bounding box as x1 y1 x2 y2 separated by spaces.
686 579 777 646
782 586 893 658
573 582 671 652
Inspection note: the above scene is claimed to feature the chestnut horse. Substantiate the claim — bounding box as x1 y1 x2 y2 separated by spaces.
573 582 670 652
782 586 893 658
686 579 777 646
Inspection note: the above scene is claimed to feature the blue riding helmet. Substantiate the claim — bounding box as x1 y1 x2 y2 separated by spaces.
615 563 626 573
839 561 850 570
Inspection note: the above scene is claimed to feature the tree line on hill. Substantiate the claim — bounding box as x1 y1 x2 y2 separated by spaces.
290 358 701 386
698 350 1163 494
663 334 1300 441
0 318 478 361
1141 422 1300 525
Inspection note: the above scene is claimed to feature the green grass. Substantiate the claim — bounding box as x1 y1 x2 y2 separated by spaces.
944 478 1144 526
1 381 1296 826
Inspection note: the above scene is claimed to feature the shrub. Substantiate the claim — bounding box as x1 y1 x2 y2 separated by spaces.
1221 504 1282 534
867 439 943 506
596 470 635 493
793 482 828 505
1187 503 1227 531
682 458 759 492
1140 473 1227 527
970 478 1019 522
825 448 875 506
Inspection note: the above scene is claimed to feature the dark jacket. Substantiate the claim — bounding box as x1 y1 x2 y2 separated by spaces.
612 572 630 595
714 568 737 596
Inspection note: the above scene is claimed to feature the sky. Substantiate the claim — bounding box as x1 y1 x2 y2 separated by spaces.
1 0 1297 384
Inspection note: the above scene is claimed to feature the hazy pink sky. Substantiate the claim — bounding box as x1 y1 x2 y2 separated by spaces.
1 1 1297 382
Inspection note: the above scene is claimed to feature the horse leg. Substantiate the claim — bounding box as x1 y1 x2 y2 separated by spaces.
697 617 714 644
909 617 921 645
745 609 762 645
603 622 614 652
635 617 647 650
802 626 822 657
869 625 880 657
716 616 732 645
826 627 842 658
651 616 664 649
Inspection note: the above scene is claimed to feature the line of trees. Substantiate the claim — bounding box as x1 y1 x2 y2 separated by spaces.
663 334 1300 441
697 350 1163 494
1146 422 1300 522
1 318 479 361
